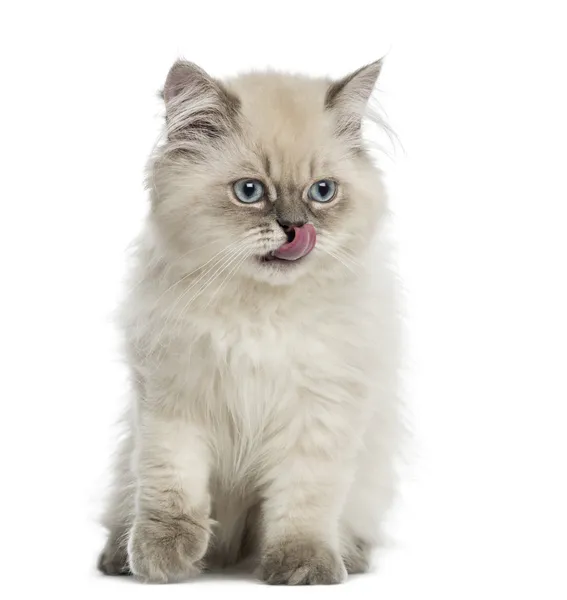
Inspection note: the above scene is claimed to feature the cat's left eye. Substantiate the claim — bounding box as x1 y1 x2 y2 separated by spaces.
233 179 265 204
308 180 337 203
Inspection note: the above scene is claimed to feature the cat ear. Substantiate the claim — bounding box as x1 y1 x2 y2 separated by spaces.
162 60 240 142
325 59 383 139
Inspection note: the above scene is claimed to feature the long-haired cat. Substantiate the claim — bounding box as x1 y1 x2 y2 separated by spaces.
98 58 401 585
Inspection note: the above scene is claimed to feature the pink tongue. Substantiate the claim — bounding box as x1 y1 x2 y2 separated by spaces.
273 224 317 261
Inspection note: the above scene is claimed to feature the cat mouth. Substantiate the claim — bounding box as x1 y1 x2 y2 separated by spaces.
258 253 304 265
259 224 317 265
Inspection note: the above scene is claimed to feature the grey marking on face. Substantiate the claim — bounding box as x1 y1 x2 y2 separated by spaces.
309 157 317 179
272 180 309 226
275 203 308 227
262 153 272 178
311 192 351 231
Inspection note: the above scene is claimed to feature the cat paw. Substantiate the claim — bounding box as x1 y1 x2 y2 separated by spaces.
128 512 210 583
259 538 347 585
342 538 373 574
98 538 130 576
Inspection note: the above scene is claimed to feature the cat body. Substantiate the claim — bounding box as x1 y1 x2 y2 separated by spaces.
98 60 401 585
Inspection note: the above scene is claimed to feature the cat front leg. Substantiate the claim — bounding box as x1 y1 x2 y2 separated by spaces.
128 409 212 583
340 405 400 573
258 407 360 585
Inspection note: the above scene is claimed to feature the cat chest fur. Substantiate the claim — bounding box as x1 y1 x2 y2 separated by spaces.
175 309 366 486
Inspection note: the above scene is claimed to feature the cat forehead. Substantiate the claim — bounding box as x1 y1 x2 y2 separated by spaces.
225 72 336 168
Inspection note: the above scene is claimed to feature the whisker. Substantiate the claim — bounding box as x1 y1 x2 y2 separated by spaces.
204 249 253 309
331 248 364 269
318 247 357 274
176 245 251 316
151 239 251 355
318 241 364 270
154 236 251 308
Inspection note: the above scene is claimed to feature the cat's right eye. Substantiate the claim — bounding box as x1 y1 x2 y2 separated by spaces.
233 179 265 204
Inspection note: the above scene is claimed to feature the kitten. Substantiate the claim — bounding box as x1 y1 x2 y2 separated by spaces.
98 59 401 585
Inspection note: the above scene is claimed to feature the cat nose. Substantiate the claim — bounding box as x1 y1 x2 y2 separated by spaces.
276 218 307 232
276 218 307 243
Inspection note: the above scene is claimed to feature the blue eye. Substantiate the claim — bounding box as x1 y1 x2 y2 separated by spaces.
233 179 265 203
308 179 337 203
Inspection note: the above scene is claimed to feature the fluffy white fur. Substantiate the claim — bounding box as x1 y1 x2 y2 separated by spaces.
98 59 401 585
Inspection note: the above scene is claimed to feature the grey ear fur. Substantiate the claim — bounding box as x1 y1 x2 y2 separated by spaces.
325 59 383 140
161 60 240 142
325 59 383 112
163 60 213 103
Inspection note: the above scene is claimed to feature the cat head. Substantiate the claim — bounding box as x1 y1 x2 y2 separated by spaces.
148 59 387 286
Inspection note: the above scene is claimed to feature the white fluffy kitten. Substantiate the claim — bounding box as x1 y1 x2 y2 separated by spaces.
98 59 401 585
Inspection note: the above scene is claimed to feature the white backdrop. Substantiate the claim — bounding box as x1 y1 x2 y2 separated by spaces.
1 1 565 598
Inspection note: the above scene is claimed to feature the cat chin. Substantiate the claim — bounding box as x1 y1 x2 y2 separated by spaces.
241 255 311 286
